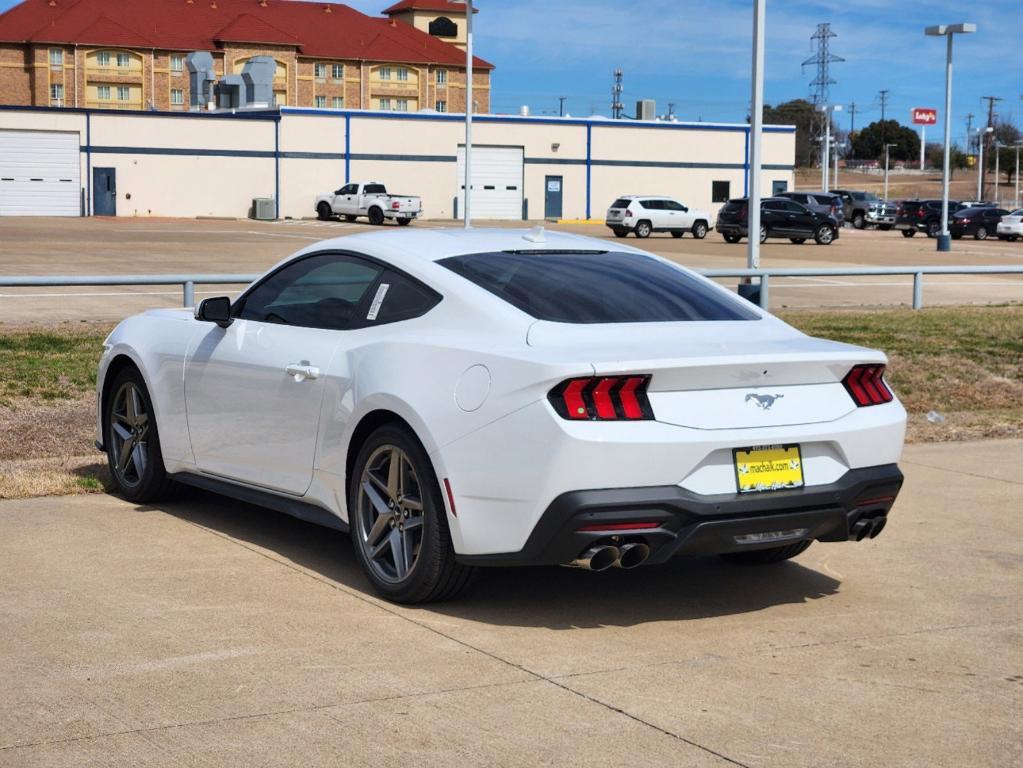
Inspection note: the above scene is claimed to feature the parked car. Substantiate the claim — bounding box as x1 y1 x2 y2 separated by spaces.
716 197 840 245
605 196 712 239
95 228 904 603
316 182 421 226
948 207 1010 240
777 190 845 227
895 199 965 238
831 189 897 230
996 209 1023 242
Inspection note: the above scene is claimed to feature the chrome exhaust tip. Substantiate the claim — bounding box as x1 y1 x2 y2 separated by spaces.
614 542 650 569
568 545 620 572
850 519 872 542
868 516 888 539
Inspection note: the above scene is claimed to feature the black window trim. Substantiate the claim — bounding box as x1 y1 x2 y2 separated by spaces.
231 249 442 331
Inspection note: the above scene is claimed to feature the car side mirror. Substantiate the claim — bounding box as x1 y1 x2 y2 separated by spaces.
334 189 343 195
195 296 233 328
681 206 688 212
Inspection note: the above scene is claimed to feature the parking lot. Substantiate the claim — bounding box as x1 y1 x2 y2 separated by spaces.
1 216 1021 323
1 439 1020 767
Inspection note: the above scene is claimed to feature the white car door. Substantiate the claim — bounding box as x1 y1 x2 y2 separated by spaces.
673 200 696 229
334 184 357 215
184 252 385 495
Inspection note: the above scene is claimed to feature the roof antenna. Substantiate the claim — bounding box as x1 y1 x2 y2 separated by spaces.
522 225 546 244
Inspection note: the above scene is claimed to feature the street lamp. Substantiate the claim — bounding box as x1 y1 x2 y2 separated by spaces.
993 140 1003 206
833 140 845 190
975 125 994 201
819 104 842 192
883 142 897 201
746 0 765 278
452 0 475 228
925 22 976 252
1014 143 1022 209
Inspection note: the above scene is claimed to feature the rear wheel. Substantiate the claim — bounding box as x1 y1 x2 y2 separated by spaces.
974 225 988 241
852 212 865 229
691 220 708 239
759 225 767 244
634 220 652 238
368 207 385 226
926 220 941 238
612 227 629 238
814 224 835 245
349 425 475 604
722 233 741 244
671 231 684 238
902 229 916 238
317 202 333 221
789 237 806 244
720 540 811 565
397 217 411 226
105 368 174 503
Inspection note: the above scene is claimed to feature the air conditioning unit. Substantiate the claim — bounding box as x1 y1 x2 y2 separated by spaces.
251 198 276 220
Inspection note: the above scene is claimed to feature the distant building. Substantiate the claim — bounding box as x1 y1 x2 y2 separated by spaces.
0 0 491 112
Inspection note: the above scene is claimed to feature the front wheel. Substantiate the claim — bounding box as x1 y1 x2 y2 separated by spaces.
759 225 768 244
722 233 741 244
367 207 385 226
720 540 811 565
852 212 866 229
814 224 835 245
902 229 916 238
789 237 806 244
396 217 412 226
691 221 708 239
105 368 174 503
317 202 333 221
974 226 988 241
349 425 475 604
634 220 652 238
926 220 941 238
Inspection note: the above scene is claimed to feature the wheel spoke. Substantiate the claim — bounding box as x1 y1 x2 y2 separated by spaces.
366 469 389 496
131 442 147 477
365 509 391 547
388 529 407 578
401 495 423 512
112 422 132 442
403 516 423 531
386 448 400 498
125 386 138 424
361 479 391 518
401 528 414 573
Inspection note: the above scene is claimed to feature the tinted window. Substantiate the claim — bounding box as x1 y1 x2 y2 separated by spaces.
439 251 758 324
364 184 386 194
783 201 806 213
236 253 383 330
640 199 661 210
364 270 441 326
610 198 632 208
763 200 787 211
810 194 835 206
340 184 357 195
662 200 685 211
712 180 730 203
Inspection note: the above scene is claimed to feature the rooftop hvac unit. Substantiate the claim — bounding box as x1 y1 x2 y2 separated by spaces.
242 57 276 108
636 99 656 121
186 51 216 110
251 198 276 220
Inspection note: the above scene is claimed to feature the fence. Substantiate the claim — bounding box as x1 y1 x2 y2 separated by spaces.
2 265 1023 311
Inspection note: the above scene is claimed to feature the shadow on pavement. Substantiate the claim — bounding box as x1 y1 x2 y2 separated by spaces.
149 487 842 630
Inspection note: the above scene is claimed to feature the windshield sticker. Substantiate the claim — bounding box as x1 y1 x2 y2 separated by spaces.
367 283 390 320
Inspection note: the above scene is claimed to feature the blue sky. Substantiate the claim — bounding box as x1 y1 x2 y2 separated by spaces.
3 0 1019 146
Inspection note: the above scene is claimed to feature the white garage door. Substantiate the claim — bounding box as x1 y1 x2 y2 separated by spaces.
0 130 81 216
457 145 523 220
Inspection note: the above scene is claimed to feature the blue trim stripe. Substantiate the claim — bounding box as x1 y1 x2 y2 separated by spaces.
344 113 351 184
744 127 750 198
274 118 280 220
85 112 92 216
86 146 275 158
585 123 592 220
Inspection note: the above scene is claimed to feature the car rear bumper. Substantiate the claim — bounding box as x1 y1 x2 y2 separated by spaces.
457 463 903 567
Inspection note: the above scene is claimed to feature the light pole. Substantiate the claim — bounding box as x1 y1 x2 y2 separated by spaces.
925 23 976 252
883 142 897 201
746 0 765 278
993 140 1002 206
1014 143 1022 209
834 140 845 189
453 0 475 228
976 125 993 201
819 104 842 192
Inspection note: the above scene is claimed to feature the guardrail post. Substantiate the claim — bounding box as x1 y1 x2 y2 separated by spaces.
912 272 923 309
183 280 195 308
759 274 770 310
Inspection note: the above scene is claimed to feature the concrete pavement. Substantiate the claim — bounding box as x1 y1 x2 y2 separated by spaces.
1 440 1021 767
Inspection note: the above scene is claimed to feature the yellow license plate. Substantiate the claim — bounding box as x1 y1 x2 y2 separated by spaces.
733 444 804 494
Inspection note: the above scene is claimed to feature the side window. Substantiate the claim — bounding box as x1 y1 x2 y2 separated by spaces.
784 201 805 213
362 270 442 327
340 184 357 195
763 201 785 211
641 199 661 210
663 200 684 211
711 181 730 203
236 253 383 330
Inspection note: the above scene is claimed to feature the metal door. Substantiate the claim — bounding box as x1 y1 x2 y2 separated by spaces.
544 175 563 219
93 167 116 216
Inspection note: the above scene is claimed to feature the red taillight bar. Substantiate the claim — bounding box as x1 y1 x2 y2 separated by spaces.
842 364 893 407
548 375 654 421
577 521 662 532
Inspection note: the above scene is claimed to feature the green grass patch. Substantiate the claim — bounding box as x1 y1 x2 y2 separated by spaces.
0 324 112 401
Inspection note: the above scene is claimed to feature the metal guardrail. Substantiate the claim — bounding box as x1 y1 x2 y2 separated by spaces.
1 266 1022 310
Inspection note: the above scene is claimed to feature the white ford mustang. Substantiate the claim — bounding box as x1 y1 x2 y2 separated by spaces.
96 228 906 603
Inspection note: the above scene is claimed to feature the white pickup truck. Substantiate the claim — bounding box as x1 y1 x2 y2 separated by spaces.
315 182 422 226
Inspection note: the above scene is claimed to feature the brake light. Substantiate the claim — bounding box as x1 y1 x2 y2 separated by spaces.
739 205 748 219
916 208 925 218
391 201 400 210
625 208 634 218
842 364 893 407
548 375 654 420
577 521 662 532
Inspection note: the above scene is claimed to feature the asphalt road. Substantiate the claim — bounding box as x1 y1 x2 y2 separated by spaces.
1 440 1020 767
1 217 1021 323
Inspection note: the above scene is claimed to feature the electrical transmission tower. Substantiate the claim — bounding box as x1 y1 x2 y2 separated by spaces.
611 69 624 119
802 23 844 166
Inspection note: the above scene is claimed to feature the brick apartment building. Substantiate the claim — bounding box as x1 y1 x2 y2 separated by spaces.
0 0 492 113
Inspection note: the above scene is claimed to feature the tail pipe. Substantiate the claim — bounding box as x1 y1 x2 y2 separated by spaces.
614 542 650 569
850 514 888 541
568 545 620 572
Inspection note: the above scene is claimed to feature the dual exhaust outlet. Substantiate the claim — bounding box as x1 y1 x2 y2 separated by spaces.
850 514 887 541
569 542 650 571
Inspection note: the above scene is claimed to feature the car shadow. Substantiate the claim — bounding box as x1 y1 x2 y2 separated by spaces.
144 488 841 630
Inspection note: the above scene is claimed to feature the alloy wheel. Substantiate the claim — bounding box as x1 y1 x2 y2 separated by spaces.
357 445 426 584
109 381 150 488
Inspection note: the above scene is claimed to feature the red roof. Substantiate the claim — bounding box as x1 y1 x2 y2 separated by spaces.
383 1 472 13
0 0 493 68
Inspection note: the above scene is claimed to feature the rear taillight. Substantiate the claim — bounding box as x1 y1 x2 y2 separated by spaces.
739 205 748 219
548 376 654 420
391 201 400 210
842 364 893 407
625 208 634 218
916 208 925 218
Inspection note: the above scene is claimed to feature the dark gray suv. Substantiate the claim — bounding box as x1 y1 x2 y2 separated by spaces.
777 191 845 227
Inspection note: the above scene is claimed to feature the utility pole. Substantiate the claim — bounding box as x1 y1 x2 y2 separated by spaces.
611 68 624 119
965 112 974 152
848 101 857 133
558 96 566 117
980 95 1003 197
667 102 675 121
878 89 890 152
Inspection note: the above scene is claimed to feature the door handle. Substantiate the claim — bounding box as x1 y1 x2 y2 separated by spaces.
285 363 320 381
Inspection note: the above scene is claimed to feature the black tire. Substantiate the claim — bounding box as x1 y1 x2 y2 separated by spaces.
789 237 806 244
720 540 812 565
634 220 652 238
691 220 708 239
397 217 412 226
104 367 175 503
759 225 768 244
1009 236 1019 243
317 202 333 221
344 214 357 222
926 219 941 238
974 226 988 241
671 231 684 238
612 227 629 238
878 224 892 231
902 229 916 238
367 206 385 226
852 212 866 229
722 233 741 244
348 424 475 604
813 224 835 245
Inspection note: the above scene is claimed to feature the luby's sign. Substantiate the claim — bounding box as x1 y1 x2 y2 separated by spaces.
911 108 938 125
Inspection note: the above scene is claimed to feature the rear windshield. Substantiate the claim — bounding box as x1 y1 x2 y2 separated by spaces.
364 184 386 194
610 198 632 208
439 251 759 324
722 199 746 212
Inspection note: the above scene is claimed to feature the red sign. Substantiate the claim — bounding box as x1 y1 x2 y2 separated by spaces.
912 108 937 125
